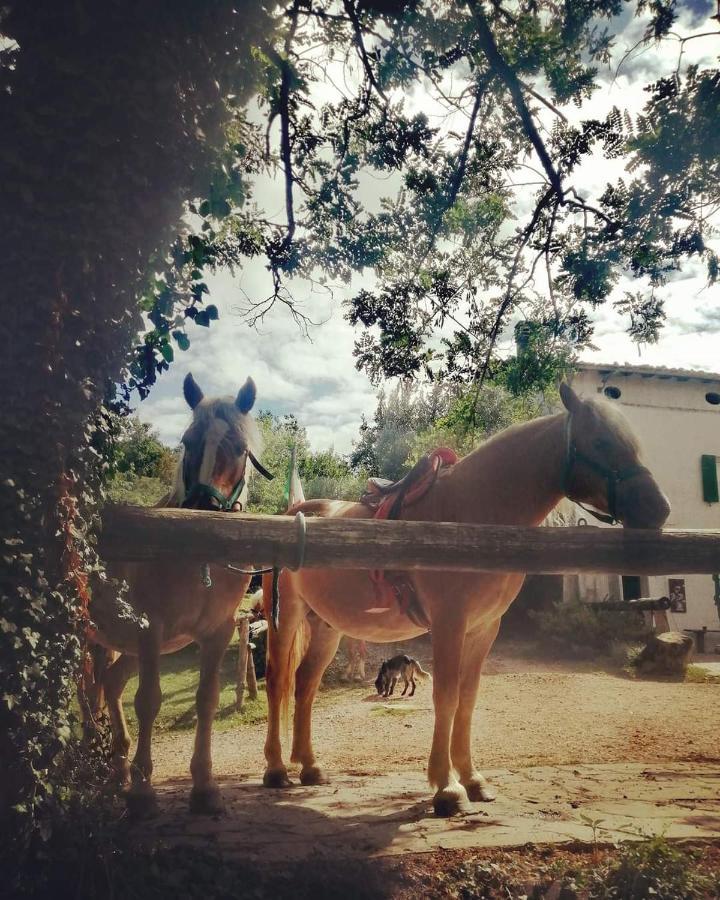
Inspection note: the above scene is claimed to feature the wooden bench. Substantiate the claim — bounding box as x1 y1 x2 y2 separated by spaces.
684 626 720 654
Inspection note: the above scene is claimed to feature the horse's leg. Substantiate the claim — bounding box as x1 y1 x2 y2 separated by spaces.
103 652 138 786
427 614 469 816
450 618 501 803
401 676 409 696
189 618 235 814
127 624 162 816
290 613 341 785
409 675 416 697
263 578 308 788
80 645 115 737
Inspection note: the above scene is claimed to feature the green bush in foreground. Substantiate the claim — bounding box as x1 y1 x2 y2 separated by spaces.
588 835 715 900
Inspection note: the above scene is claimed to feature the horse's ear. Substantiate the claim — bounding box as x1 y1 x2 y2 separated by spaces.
559 382 582 414
183 372 204 410
236 376 257 414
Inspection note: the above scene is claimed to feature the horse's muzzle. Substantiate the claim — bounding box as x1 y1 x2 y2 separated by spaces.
619 476 671 530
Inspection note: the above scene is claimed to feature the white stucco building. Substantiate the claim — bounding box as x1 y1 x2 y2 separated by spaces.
566 362 720 638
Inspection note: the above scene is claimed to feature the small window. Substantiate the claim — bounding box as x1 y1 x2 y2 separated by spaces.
604 386 621 399
705 392 720 406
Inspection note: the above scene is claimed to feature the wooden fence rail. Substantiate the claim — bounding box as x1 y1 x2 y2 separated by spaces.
100 506 720 575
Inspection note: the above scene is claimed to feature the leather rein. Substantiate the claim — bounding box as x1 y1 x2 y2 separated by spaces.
561 413 649 526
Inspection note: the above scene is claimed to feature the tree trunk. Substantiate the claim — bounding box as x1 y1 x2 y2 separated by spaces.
0 0 271 848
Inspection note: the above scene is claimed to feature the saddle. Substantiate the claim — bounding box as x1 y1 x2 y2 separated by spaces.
361 448 458 629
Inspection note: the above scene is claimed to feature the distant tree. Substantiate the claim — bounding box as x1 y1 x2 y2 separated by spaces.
106 418 177 507
353 378 555 476
300 448 366 500
350 381 459 478
247 411 309 513
410 382 555 461
112 418 176 481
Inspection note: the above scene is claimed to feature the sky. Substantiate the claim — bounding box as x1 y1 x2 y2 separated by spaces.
138 2 720 454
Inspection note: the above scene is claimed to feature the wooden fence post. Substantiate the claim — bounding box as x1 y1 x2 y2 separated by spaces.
246 644 258 701
236 616 250 712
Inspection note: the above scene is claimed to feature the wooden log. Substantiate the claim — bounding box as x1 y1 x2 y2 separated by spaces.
235 617 250 712
100 506 720 576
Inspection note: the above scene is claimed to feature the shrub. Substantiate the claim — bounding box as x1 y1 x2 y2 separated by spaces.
530 598 652 658
588 835 713 899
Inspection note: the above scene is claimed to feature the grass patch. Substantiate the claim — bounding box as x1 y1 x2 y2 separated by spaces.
685 664 720 684
122 638 267 734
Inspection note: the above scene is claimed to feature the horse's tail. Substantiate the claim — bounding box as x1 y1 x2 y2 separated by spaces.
411 660 432 681
262 572 308 735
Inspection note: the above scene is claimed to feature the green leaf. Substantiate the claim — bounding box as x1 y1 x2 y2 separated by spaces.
173 331 190 352
195 310 210 327
160 343 174 363
206 305 219 321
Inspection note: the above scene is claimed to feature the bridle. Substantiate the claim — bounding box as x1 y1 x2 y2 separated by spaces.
561 413 650 526
181 448 276 592
182 449 274 512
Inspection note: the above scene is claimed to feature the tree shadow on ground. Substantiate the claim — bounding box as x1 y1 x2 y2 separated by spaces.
122 777 439 899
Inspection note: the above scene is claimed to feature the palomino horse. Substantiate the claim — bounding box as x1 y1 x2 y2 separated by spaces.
262 384 670 816
92 373 268 815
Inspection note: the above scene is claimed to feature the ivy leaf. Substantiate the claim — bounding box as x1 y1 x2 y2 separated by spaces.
195 310 210 327
206 304 218 321
172 330 190 352
160 343 174 363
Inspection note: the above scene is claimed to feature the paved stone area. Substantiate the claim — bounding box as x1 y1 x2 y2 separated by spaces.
140 762 720 861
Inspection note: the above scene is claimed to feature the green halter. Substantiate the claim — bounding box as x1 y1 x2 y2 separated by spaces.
183 476 247 512
182 450 274 512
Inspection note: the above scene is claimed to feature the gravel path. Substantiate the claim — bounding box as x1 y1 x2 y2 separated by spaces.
150 646 720 783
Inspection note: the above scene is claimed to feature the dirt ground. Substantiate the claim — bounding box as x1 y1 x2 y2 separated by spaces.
150 637 720 782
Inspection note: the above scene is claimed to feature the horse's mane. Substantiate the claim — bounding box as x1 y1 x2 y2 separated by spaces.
582 396 641 455
463 394 641 461
167 397 263 507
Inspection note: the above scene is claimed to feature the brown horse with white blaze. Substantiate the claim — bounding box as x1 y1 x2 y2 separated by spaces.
92 373 268 816
262 383 670 816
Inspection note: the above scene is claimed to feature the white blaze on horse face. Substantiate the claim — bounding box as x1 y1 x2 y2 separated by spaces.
198 417 230 485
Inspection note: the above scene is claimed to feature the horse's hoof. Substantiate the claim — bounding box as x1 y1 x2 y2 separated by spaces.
189 784 225 816
464 778 496 803
432 786 470 818
263 768 292 788
126 786 159 819
300 766 329 786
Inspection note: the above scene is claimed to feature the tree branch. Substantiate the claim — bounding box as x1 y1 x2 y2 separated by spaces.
342 0 388 104
476 186 556 386
466 0 564 199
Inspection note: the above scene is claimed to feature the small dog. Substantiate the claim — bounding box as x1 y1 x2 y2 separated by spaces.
375 654 431 698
